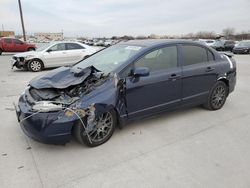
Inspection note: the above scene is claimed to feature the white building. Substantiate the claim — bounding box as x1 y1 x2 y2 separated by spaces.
34 32 63 41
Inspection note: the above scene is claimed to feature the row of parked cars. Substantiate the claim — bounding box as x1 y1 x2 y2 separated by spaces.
1 37 250 73
199 39 250 54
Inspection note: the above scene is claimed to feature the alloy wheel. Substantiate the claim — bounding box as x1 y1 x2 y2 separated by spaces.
30 60 42 71
87 112 113 143
211 85 226 109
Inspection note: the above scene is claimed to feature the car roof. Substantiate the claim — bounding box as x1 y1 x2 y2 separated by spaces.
119 39 201 47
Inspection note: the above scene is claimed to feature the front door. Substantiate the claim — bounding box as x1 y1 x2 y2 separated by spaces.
13 39 26 52
125 45 182 119
43 43 68 66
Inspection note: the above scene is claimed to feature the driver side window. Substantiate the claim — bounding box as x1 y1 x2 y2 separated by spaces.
135 46 177 72
49 43 66 51
120 46 178 78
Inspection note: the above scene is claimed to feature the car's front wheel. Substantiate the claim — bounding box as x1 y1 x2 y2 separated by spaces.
28 59 43 72
73 109 116 147
203 81 229 110
0 49 2 55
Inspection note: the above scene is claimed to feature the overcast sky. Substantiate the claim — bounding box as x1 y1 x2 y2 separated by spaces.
0 0 249 37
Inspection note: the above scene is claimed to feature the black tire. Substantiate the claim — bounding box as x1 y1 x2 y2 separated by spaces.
0 49 2 55
203 81 229 110
73 109 117 147
28 59 43 72
27 47 35 51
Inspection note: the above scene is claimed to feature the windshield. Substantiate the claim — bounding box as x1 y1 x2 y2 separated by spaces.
238 41 250 47
75 44 143 74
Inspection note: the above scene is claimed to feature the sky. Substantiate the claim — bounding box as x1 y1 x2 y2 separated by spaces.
0 0 249 37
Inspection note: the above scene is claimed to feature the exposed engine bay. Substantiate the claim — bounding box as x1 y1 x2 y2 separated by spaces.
27 73 108 106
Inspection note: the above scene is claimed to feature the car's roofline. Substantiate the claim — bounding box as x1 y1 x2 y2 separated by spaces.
118 39 210 48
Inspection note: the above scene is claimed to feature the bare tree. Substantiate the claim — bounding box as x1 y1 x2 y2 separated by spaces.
222 28 235 39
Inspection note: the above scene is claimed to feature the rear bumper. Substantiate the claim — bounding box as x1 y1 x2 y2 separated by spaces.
228 71 236 93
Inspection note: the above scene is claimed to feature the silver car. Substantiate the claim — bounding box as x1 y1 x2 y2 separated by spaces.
11 41 97 72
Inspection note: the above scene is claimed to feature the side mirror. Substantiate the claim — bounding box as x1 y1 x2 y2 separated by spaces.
47 49 52 53
132 67 150 77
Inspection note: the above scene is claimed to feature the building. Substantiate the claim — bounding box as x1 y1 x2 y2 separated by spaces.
0 31 15 37
34 32 63 41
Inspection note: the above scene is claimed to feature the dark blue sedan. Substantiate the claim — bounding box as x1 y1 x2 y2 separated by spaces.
15 40 236 147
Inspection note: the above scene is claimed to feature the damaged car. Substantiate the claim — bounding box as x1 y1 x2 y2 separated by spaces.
11 41 97 72
15 40 236 147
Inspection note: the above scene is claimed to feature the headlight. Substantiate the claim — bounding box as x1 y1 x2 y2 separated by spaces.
32 101 63 112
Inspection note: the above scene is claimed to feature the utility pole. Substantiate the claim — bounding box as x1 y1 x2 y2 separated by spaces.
2 24 4 31
18 0 26 41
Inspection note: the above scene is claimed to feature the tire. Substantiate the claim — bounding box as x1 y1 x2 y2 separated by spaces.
28 59 43 72
203 81 229 110
27 47 35 51
73 109 117 147
0 49 2 55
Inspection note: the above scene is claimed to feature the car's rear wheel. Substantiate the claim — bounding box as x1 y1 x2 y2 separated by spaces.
28 59 43 72
203 81 228 110
0 49 2 55
73 110 116 147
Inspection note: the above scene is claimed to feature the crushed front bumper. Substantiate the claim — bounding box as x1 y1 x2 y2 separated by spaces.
15 95 77 145
11 57 28 69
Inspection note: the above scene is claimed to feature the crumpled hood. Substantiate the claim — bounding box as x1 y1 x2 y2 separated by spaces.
29 66 98 89
14 51 39 57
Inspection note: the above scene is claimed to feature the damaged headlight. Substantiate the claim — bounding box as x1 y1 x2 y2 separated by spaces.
32 101 63 112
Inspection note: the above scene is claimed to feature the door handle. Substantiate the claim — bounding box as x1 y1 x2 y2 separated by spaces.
169 73 181 81
205 67 215 72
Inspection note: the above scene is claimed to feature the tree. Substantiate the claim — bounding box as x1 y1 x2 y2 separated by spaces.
222 28 235 39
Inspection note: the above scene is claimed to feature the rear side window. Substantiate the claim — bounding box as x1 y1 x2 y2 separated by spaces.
182 45 208 66
135 46 178 72
4 38 12 44
67 43 84 50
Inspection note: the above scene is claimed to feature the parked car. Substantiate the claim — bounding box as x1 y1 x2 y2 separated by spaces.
104 40 117 47
232 40 250 54
11 41 97 72
0 37 36 55
211 40 235 51
198 39 215 47
15 40 236 147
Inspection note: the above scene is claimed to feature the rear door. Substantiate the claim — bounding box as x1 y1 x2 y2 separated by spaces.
65 43 85 64
124 45 182 118
180 44 219 105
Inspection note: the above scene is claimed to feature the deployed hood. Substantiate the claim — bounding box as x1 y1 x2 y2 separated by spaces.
29 66 100 89
14 51 38 57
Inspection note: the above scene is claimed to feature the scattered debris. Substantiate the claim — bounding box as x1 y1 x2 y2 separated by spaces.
26 146 32 150
1 153 7 156
5 107 15 111
132 132 135 135
17 166 24 169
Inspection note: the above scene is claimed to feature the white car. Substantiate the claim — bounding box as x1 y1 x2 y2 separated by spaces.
11 41 97 72
198 39 216 47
